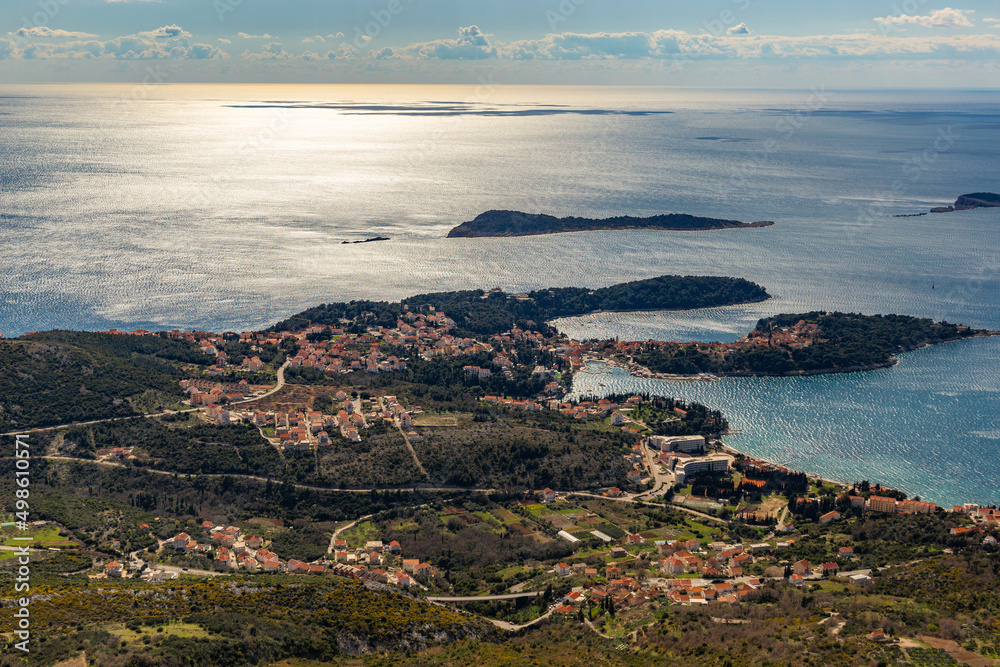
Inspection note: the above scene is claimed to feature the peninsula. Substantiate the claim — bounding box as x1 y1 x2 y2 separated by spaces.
630 312 999 378
446 209 775 238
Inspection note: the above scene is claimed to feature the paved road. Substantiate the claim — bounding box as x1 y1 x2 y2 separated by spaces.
328 514 373 554
1 410 179 438
633 436 675 501
235 359 291 405
427 592 541 602
0 545 49 553
39 456 495 494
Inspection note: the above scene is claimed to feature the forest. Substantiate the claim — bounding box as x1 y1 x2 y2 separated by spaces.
269 275 769 336
636 312 986 376
57 414 285 477
0 331 200 431
403 275 770 336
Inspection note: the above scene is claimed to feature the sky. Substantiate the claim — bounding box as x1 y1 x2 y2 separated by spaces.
2 0 1000 86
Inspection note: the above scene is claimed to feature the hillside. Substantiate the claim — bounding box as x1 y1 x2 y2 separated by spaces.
447 209 775 238
0 331 201 431
272 275 769 337
0 576 496 666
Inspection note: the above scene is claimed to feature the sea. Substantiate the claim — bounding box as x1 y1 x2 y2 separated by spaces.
1 84 998 506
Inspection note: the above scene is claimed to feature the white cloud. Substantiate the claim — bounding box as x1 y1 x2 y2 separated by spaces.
984 18 1000 26
0 38 15 59
400 25 498 60
139 25 191 40
14 27 97 39
874 8 975 29
727 23 751 36
241 42 292 60
237 33 275 40
303 35 325 44
218 38 231 44
329 33 345 39
9 24 227 61
371 47 397 59
398 28 1000 62
301 50 337 61
21 40 105 59
105 35 225 59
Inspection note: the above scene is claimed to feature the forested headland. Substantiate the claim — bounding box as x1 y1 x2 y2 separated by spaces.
273 275 770 336
634 312 993 376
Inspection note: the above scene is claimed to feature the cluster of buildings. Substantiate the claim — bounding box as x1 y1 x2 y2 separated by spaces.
268 396 368 447
848 494 937 515
181 379 253 409
950 503 1000 527
149 520 439 590
653 540 758 579
288 329 407 375
608 318 831 362
550 563 765 613
546 530 878 614
330 537 433 588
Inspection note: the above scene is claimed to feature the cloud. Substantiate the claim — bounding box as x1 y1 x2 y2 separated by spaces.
21 40 106 59
329 32 345 39
0 38 15 59
241 42 292 60
503 31 675 60
484 29 1000 62
14 27 97 39
301 50 337 61
217 38 231 44
139 25 191 40
237 33 275 40
400 25 498 59
727 23 751 36
984 18 1000 26
303 35 325 44
874 8 975 29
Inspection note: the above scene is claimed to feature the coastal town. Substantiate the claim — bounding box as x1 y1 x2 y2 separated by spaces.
5 285 1000 666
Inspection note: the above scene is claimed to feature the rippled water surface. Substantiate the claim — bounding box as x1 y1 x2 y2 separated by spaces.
1 84 998 504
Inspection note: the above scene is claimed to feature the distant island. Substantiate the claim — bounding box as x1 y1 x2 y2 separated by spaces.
446 209 775 238
896 192 1000 217
342 236 390 244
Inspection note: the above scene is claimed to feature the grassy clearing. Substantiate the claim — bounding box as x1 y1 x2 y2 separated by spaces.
413 413 460 427
105 621 213 642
